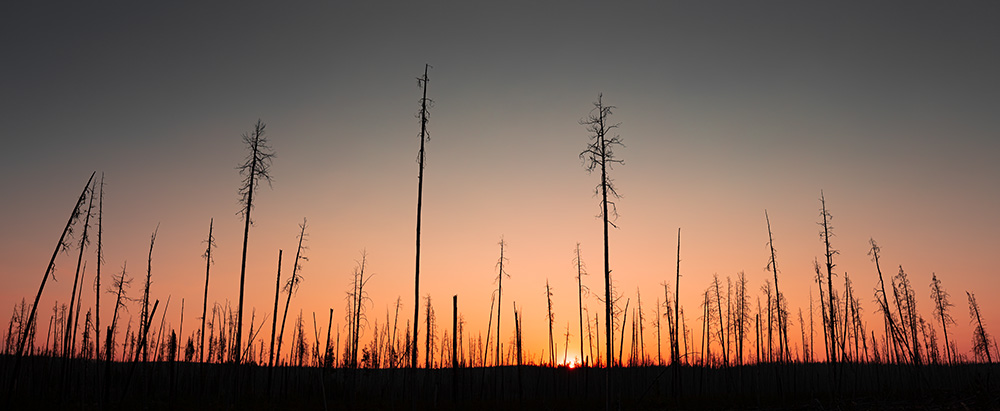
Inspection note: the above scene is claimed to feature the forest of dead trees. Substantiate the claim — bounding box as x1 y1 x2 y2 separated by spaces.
2 67 998 408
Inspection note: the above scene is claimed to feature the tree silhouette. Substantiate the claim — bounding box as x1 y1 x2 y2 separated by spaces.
869 239 905 364
546 279 555 366
346 251 372 368
734 271 750 365
65 178 96 357
893 266 920 365
579 92 624 378
276 219 308 366
764 210 788 362
967 291 992 363
411 64 431 369
268 249 282 368
818 191 839 363
673 228 682 366
236 119 275 363
200 218 216 363
929 273 954 364
574 244 588 367
139 225 158 362
106 263 131 363
494 237 509 367
94 174 104 361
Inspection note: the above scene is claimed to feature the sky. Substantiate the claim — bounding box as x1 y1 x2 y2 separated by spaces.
2 1 998 365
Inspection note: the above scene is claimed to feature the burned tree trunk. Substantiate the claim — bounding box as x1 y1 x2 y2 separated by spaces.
236 120 275 363
412 64 431 369
200 219 215 363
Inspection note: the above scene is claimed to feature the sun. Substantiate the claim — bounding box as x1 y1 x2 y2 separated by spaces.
562 357 581 369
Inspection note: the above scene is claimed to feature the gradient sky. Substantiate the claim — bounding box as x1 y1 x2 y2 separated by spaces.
2 1 998 364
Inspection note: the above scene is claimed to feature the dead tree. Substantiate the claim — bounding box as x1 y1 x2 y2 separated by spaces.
65 179 96 357
661 283 674 364
494 238 509 367
818 191 839 363
411 64 432 369
929 273 955 364
574 243 588 368
869 239 906 364
563 323 572 365
200 219 216 363
711 275 728 365
637 288 646 365
734 271 750 365
325 308 334 367
390 297 402 367
967 292 992 363
424 295 436 368
656 297 663 365
106 263 130 362
236 119 275 363
893 266 920 364
268 250 282 367
673 228 682 365
580 93 624 375
514 303 523 367
764 210 788 362
277 219 308 365
94 174 105 360
546 280 555 366
345 251 372 368
452 296 458 369
139 225 158 362
70 263 87 357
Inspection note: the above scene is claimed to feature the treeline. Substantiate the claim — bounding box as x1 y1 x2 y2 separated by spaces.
3 66 998 410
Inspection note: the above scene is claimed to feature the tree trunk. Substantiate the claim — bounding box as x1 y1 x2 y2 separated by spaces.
269 250 282 367
412 64 430 369
201 219 213 363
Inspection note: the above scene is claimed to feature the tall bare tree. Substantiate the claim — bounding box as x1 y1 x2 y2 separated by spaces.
65 179 96 356
236 119 275 363
929 273 954 364
670 227 687 369
268 250 282 368
580 93 624 375
107 263 130 362
893 266 920 364
139 226 158 362
346 251 372 368
494 238 509 367
276 219 308 366
574 244 588 368
711 274 728 365
94 174 105 361
869 239 905 364
200 219 216 363
734 271 750 365
411 64 432 369
546 279 555 366
818 191 839 363
764 210 788 362
967 291 992 363
423 295 435 368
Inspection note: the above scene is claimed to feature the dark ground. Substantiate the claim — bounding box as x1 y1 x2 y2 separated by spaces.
3 356 998 409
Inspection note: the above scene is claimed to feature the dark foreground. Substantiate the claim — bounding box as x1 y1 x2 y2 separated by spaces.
3 356 998 409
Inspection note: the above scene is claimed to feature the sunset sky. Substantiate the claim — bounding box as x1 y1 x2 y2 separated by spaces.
2 1 998 364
